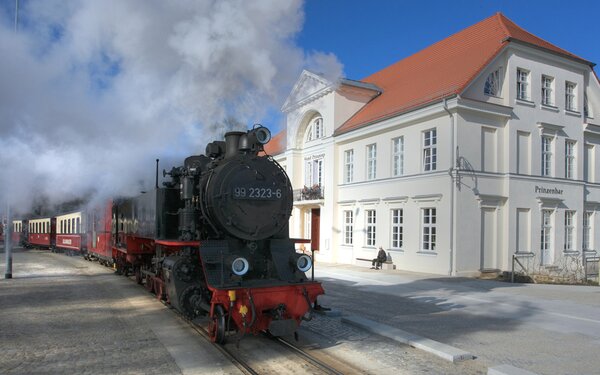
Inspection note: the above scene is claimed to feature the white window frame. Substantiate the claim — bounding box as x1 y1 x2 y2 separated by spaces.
583 211 593 251
304 159 312 187
423 129 437 172
306 117 324 142
366 144 377 180
541 136 553 177
315 158 323 187
541 209 553 260
565 140 576 180
343 210 353 245
392 137 404 177
517 68 530 101
391 208 403 250
305 157 323 187
565 82 577 112
421 208 437 252
484 68 501 97
365 209 376 247
541 75 554 106
344 149 354 183
564 210 575 252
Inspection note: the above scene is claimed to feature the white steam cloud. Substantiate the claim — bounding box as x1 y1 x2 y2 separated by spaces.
0 0 343 214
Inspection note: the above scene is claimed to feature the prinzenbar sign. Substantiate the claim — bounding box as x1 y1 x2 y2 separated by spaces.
535 186 564 195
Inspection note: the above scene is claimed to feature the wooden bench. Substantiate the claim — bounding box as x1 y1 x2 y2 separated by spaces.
355 257 396 270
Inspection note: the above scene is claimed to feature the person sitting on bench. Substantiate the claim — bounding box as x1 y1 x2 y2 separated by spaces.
372 247 387 269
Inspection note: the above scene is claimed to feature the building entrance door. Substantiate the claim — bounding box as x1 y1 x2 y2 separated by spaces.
481 208 497 270
311 208 320 251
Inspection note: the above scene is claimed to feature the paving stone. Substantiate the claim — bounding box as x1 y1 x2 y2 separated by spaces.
0 249 240 375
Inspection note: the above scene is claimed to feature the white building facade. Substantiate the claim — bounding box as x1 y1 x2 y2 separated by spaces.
268 14 600 276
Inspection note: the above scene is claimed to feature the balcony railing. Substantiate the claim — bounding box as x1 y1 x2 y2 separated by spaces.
294 184 324 201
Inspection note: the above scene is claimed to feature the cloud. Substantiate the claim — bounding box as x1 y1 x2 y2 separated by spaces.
0 0 343 214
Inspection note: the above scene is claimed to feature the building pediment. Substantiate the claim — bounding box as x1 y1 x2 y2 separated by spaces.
281 70 336 113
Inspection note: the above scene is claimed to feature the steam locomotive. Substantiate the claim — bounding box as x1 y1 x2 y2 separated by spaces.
11 126 324 344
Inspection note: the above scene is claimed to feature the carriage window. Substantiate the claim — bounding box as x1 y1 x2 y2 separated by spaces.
76 218 81 234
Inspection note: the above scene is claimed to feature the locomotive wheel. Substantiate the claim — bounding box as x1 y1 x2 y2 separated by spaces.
208 305 226 344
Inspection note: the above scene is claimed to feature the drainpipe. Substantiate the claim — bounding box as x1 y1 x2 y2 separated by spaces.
444 98 456 276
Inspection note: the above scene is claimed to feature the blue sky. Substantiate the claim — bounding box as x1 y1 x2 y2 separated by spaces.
298 0 599 80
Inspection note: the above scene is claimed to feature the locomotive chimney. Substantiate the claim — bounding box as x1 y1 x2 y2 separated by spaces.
224 131 244 159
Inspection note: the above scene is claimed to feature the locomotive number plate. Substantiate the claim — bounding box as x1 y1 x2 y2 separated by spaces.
232 187 282 200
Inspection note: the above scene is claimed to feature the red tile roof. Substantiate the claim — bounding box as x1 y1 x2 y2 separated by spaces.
267 13 595 155
335 13 593 135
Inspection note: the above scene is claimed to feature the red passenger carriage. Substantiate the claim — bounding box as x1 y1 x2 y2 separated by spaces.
55 211 84 253
12 220 24 245
27 217 55 249
85 201 114 264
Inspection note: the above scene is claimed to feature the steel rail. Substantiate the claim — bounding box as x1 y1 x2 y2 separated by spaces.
273 336 345 375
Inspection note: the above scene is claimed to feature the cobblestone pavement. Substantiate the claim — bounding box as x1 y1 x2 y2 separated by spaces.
312 263 600 375
0 249 239 375
0 249 490 374
300 312 486 375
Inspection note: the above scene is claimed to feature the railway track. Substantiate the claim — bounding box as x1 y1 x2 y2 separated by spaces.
124 273 345 375
273 336 345 375
183 314 345 375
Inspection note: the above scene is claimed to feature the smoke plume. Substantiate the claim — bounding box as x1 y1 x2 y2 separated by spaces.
0 0 343 214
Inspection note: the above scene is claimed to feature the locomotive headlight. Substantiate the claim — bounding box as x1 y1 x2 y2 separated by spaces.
232 257 250 276
254 126 271 144
296 254 312 273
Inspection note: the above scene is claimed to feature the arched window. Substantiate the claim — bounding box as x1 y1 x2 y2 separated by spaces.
484 68 501 97
306 117 324 142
